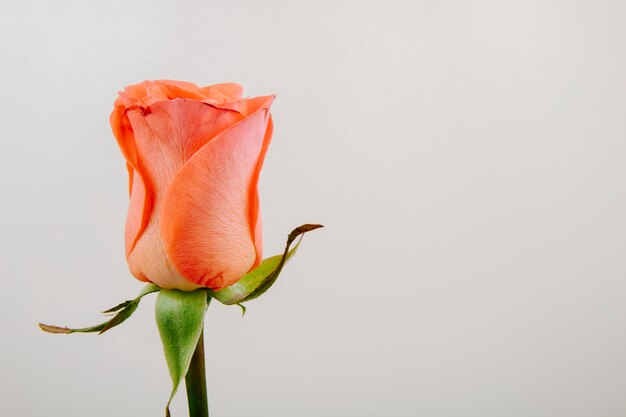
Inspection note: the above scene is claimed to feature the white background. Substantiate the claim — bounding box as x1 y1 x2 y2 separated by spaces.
2 1 626 416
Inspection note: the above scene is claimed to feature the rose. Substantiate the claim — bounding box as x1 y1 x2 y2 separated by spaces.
110 80 274 291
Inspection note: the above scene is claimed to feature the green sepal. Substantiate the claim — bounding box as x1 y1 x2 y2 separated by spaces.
101 300 133 315
211 224 323 306
155 289 209 417
39 283 161 335
100 283 161 314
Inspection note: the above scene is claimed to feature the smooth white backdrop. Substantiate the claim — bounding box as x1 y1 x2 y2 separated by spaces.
1 1 625 416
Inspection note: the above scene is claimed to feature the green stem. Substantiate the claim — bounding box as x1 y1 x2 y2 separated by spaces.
185 329 209 417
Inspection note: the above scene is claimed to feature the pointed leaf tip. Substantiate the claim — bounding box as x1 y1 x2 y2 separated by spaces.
288 224 324 244
39 321 108 334
39 323 73 334
237 303 247 317
102 300 132 315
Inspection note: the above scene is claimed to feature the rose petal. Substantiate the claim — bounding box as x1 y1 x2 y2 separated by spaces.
249 115 273 264
126 100 244 198
160 107 273 289
125 167 150 264
202 82 243 101
110 103 152 254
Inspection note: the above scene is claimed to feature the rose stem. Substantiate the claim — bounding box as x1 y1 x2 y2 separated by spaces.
185 329 209 417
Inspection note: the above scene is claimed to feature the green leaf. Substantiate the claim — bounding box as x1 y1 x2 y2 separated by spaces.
155 289 209 417
39 283 161 335
211 224 323 306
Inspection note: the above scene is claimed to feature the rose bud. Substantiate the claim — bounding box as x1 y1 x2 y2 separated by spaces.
110 80 274 291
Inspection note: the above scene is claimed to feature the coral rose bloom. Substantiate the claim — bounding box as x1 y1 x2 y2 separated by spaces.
110 80 274 291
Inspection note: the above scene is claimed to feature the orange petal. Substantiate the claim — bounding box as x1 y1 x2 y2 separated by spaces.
151 83 210 102
248 115 274 265
126 100 244 200
110 102 138 170
244 95 275 116
122 100 244 288
126 203 198 290
125 162 133 196
202 82 243 101
110 103 152 255
125 167 149 259
160 108 273 289
242 96 274 263
122 80 244 108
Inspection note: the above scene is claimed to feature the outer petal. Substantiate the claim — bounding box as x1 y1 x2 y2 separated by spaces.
201 82 243 101
125 167 150 275
244 95 275 116
127 99 244 194
122 80 244 109
161 106 273 289
126 203 197 290
151 84 211 102
110 103 152 255
249 115 273 264
122 100 243 289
